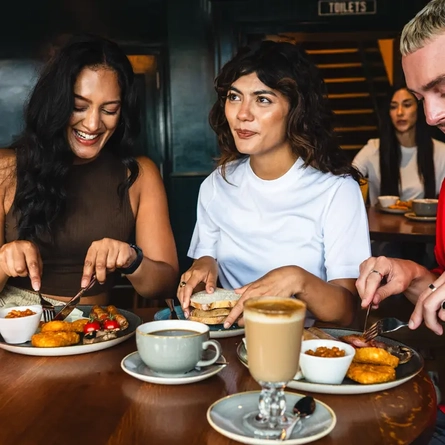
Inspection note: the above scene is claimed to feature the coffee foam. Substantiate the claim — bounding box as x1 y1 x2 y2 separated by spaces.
244 297 306 321
244 309 305 324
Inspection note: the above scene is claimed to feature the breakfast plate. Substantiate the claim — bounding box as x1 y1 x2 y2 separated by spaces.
404 212 436 222
154 306 244 339
121 350 227 385
376 204 408 215
207 391 336 444
236 328 423 395
0 305 142 356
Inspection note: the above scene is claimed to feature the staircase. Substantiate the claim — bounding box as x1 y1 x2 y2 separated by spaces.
301 40 391 162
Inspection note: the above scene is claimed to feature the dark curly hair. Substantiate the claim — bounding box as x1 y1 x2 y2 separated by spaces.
379 86 435 197
209 40 361 183
11 33 140 244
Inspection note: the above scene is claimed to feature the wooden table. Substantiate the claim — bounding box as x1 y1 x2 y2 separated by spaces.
0 308 437 445
367 206 436 243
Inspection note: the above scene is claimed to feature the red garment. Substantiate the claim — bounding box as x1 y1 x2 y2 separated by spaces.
432 179 445 275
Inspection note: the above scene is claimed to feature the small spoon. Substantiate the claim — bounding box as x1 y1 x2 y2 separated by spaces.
280 395 316 441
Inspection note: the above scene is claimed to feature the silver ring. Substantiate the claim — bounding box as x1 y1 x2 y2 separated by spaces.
441 300 445 311
179 281 187 288
370 269 384 281
429 284 437 292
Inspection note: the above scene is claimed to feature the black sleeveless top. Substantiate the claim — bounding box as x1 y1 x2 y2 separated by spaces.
5 151 136 296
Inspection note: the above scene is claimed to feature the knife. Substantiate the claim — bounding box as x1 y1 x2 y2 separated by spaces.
363 304 372 335
53 276 97 321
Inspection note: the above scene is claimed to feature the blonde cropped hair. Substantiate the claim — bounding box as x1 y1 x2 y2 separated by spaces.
400 0 445 56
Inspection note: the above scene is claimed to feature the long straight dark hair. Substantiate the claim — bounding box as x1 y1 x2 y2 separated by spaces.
379 87 435 197
11 34 140 244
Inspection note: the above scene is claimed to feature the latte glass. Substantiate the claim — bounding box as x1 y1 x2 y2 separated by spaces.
243 296 306 437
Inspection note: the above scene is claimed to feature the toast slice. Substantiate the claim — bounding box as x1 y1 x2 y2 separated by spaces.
188 307 231 325
190 289 240 311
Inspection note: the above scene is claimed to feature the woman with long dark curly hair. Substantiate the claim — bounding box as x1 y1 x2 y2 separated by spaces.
0 34 178 307
353 86 445 206
177 41 371 327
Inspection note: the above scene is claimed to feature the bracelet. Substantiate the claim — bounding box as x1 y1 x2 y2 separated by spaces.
119 244 143 275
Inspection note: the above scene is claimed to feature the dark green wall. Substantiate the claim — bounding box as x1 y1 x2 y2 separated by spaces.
0 0 431 273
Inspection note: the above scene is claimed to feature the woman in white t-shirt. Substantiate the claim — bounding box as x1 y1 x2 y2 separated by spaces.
177 41 371 328
353 86 445 207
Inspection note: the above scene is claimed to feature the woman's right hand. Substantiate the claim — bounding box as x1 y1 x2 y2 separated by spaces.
177 256 218 315
0 241 42 291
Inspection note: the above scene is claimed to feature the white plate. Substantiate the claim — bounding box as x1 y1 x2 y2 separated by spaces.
0 306 142 356
207 391 336 445
404 212 436 222
236 328 423 395
376 204 408 215
154 306 244 339
121 351 227 385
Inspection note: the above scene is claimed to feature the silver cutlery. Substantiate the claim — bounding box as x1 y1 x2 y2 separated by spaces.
363 317 409 342
38 291 56 322
52 275 97 321
363 304 371 334
280 395 316 440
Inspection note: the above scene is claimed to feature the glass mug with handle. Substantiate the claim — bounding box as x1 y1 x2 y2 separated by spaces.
243 296 306 438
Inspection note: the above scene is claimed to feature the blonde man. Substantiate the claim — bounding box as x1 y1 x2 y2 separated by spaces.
356 3 445 441
357 0 445 333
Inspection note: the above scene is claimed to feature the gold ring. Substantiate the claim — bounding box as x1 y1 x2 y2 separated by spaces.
179 281 187 288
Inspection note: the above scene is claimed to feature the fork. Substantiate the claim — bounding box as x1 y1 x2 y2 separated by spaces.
38 291 56 322
363 317 409 342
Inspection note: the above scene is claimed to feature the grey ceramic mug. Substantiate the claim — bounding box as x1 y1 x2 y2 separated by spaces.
136 319 222 375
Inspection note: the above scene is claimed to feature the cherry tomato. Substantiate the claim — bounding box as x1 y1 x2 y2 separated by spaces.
103 318 120 331
83 320 101 334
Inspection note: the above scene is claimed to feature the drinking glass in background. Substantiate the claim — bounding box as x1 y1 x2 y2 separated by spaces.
243 296 306 438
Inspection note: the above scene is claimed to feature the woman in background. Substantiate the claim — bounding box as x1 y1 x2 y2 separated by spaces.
0 34 178 307
353 86 445 206
177 41 371 328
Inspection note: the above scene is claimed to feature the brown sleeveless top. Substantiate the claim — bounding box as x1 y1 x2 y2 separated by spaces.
5 151 135 296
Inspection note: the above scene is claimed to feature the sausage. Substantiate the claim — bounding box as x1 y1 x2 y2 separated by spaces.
106 305 129 330
90 305 108 322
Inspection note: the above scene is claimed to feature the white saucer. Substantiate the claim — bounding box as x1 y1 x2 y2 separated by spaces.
207 391 336 445
121 351 227 385
404 212 436 222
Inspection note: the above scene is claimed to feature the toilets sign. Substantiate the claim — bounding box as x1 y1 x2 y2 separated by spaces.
318 1 376 15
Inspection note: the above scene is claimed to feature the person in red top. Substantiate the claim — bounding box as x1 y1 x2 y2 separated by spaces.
357 0 445 337
357 3 445 442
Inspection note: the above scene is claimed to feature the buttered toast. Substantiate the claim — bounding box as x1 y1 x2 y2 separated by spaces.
188 289 240 324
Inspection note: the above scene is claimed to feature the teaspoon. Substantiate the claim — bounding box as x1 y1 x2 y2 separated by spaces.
280 395 316 441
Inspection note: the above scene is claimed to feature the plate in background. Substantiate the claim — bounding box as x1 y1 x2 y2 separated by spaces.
404 212 436 222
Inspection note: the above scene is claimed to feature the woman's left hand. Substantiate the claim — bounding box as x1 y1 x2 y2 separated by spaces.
82 238 138 287
223 266 300 328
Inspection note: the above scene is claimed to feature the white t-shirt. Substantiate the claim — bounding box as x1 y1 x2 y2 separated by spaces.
352 138 445 206
188 157 371 292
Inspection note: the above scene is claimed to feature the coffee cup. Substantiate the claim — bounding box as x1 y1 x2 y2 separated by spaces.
412 198 438 217
136 320 222 375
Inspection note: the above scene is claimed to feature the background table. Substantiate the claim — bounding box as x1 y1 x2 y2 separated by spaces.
367 206 436 243
0 308 437 445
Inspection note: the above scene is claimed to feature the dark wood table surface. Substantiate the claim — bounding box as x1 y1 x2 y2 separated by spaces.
0 308 437 445
367 206 436 243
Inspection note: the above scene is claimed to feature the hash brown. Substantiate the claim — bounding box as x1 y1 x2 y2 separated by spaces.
347 362 396 384
31 331 80 348
353 347 399 368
